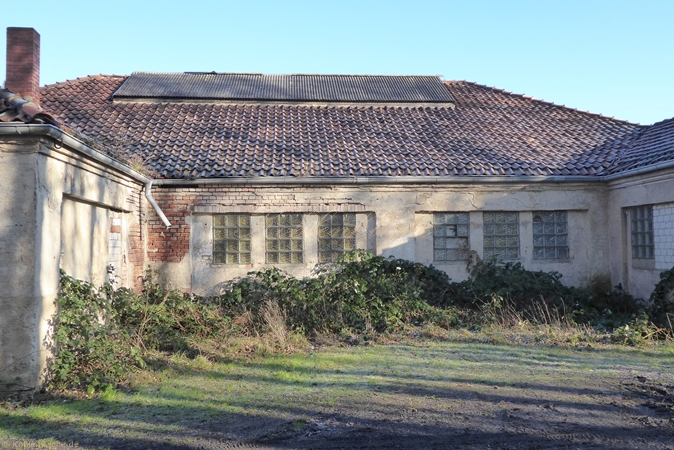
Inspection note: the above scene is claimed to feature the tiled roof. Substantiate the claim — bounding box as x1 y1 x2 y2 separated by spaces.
40 75 646 179
0 88 59 125
113 72 456 103
607 117 674 175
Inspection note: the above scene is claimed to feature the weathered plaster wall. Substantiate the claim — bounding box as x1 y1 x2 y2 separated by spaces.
39 141 146 288
0 131 147 398
60 198 112 285
0 141 39 397
608 168 674 300
148 182 609 295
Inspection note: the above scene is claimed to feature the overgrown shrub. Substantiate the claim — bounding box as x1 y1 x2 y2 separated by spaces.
649 267 674 330
438 259 647 329
51 273 143 391
50 256 674 391
116 270 230 351
217 250 447 334
444 260 584 311
51 271 232 391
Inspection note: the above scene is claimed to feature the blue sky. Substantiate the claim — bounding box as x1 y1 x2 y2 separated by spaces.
3 0 673 124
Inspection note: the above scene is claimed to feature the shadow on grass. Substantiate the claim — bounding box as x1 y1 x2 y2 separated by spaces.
2 341 673 449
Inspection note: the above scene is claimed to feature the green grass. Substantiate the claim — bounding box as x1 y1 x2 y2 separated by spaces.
1 336 673 449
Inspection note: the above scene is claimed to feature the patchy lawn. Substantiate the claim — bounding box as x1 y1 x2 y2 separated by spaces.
1 337 674 449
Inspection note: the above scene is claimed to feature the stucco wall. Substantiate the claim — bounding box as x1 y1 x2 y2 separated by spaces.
148 182 610 296
608 168 674 300
38 141 147 288
60 198 112 285
0 130 147 398
0 141 40 397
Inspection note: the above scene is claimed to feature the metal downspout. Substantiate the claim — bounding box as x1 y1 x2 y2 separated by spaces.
145 181 171 228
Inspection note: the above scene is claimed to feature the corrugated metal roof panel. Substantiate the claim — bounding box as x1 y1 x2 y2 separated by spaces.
112 72 455 103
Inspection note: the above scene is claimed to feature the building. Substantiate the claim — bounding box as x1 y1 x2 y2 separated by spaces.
1 27 673 396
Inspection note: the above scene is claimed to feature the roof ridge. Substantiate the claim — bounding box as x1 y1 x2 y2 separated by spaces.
42 74 128 89
444 80 638 126
645 115 674 128
137 71 444 78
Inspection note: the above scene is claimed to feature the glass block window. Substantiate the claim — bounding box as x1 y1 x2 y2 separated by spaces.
318 213 357 263
213 214 251 264
483 212 519 260
631 206 654 259
533 211 569 259
433 213 470 261
266 214 303 264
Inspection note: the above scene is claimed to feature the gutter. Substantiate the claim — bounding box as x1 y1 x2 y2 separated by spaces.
4 124 672 190
603 160 674 182
153 174 605 186
152 162 674 187
0 124 171 228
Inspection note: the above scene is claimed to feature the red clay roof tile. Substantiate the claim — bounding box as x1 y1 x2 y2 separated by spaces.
39 75 653 179
1 88 59 125
607 117 674 174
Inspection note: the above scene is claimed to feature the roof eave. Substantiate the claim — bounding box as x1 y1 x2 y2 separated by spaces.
152 175 605 186
604 160 674 181
0 123 171 228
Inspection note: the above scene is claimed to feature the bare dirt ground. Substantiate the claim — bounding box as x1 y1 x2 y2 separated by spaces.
244 371 674 449
11 372 671 450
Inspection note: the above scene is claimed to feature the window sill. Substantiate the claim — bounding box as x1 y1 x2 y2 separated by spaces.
532 258 571 264
632 258 656 270
212 263 254 268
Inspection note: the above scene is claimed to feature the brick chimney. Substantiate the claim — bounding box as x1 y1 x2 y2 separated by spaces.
5 27 40 105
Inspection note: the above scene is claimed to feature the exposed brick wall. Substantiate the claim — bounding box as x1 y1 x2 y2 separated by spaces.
6 28 41 105
146 185 363 264
124 187 146 291
148 189 194 263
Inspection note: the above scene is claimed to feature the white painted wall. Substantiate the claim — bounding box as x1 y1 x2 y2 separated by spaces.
60 197 111 285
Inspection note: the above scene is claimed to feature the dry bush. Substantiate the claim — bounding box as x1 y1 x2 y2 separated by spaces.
68 128 159 178
261 299 289 349
419 323 450 340
489 297 571 329
232 310 256 337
